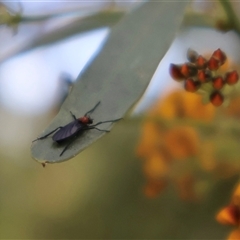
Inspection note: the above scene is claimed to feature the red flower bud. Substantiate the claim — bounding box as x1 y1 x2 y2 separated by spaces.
196 55 207 69
210 91 224 106
181 63 197 77
184 78 200 92
212 48 226 65
169 64 185 81
212 76 225 90
187 48 199 63
225 70 239 85
197 70 211 83
208 57 220 70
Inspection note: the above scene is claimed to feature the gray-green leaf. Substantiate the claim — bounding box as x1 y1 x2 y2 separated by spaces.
31 1 188 164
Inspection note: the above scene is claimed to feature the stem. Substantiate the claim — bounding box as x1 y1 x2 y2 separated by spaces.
218 0 240 34
17 9 102 23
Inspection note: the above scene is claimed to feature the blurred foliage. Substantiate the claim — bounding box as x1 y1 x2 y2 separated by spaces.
1 0 240 239
136 90 240 199
0 121 237 238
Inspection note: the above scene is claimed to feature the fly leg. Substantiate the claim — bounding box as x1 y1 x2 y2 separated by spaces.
86 118 122 132
91 118 122 127
32 127 63 142
87 127 110 132
70 111 77 120
59 137 76 156
84 101 100 116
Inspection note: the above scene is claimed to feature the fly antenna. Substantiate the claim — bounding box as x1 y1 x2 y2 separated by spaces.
84 101 101 116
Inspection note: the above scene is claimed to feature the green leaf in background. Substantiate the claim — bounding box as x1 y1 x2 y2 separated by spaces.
31 2 188 164
0 9 125 63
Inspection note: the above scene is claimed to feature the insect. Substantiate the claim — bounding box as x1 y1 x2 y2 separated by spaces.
33 101 121 156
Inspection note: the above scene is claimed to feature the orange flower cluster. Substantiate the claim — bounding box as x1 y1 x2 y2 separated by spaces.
216 184 240 240
136 91 216 200
169 49 239 107
136 89 240 200
137 48 240 239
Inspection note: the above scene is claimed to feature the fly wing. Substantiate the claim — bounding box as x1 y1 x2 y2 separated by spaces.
52 120 84 142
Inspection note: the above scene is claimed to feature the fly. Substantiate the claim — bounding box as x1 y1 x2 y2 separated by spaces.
33 101 121 156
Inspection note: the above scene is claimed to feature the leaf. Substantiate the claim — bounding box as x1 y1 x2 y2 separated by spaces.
31 1 188 164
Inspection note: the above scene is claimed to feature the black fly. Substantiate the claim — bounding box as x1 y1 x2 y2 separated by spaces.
33 101 121 156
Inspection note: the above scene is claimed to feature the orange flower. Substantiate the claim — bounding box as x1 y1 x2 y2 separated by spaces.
225 96 240 119
228 229 240 240
182 92 215 121
143 151 170 180
216 205 240 225
136 89 213 199
151 90 184 120
164 126 199 160
154 91 215 121
143 180 167 198
216 184 240 239
232 184 240 208
136 122 161 158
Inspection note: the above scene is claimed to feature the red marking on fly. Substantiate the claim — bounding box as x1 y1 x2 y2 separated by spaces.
78 116 93 124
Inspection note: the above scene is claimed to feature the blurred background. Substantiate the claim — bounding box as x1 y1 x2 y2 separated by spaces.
0 0 240 238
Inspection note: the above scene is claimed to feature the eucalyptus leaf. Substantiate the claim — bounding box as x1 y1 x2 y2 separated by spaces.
31 1 188 164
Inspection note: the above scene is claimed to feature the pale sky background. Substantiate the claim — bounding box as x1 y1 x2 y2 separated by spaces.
0 27 110 115
1 1 240 116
